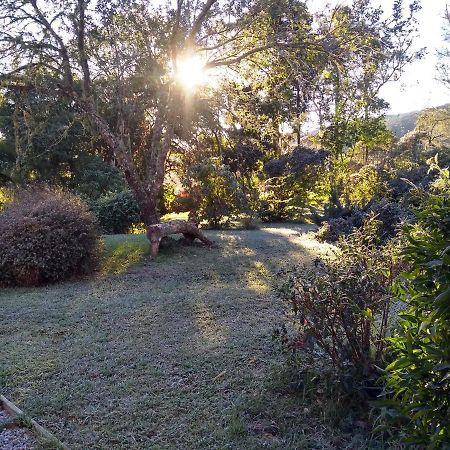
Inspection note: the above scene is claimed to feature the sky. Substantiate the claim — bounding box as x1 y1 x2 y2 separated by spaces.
308 0 450 114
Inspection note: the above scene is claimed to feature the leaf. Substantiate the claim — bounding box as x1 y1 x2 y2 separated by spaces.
433 363 450 371
424 259 443 268
441 372 450 382
434 288 450 307
322 69 331 79
386 357 413 371
419 320 431 333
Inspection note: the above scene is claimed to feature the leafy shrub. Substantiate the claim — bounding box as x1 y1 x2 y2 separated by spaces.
0 188 100 286
262 147 330 221
90 190 141 234
381 161 450 447
127 222 146 234
316 217 354 242
69 154 126 200
369 200 414 240
275 220 401 396
222 143 264 176
387 166 432 200
258 197 288 223
316 208 365 242
187 159 245 227
172 192 194 213
264 147 329 177
0 186 13 211
343 165 388 208
317 202 412 243
159 184 176 215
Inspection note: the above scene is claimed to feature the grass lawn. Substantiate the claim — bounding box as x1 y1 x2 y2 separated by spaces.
0 225 371 449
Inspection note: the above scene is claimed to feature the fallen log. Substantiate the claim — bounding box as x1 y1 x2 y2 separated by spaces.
146 220 214 257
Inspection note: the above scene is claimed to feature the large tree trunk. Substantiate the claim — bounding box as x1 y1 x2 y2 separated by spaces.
146 220 214 257
133 189 160 226
81 98 163 226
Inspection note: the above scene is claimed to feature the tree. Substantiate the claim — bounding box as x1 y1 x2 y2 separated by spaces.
0 0 327 233
0 76 125 197
313 0 422 209
0 0 423 238
416 106 450 154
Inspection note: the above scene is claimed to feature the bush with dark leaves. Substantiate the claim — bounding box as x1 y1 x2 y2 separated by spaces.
0 188 100 286
90 190 141 234
258 198 288 223
264 147 329 177
387 166 433 200
187 159 246 227
275 220 401 396
369 200 414 240
317 201 413 243
316 208 366 242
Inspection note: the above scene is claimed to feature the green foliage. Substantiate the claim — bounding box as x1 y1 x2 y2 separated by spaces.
316 212 364 242
69 155 126 200
160 184 176 215
0 187 13 211
89 190 142 234
258 179 292 222
187 159 245 227
416 106 450 154
317 202 413 243
262 147 330 221
343 165 387 208
0 188 100 286
275 220 400 395
239 214 261 230
256 202 281 223
0 136 15 180
172 193 194 213
382 162 450 448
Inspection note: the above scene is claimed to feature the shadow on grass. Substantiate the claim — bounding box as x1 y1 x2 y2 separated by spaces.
0 223 338 449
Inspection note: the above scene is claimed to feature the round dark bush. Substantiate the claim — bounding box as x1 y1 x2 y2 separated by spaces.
316 208 366 242
89 190 141 234
317 201 413 243
0 188 100 286
316 217 354 242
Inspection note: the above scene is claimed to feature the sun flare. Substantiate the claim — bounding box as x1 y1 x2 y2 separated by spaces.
175 54 207 90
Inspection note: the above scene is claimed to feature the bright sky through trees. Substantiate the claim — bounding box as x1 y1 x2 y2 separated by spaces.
175 54 208 90
309 0 450 114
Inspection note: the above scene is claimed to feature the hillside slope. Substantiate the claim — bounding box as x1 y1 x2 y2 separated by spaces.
385 104 450 137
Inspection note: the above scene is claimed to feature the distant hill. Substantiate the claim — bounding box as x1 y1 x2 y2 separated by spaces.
385 104 450 138
385 110 420 138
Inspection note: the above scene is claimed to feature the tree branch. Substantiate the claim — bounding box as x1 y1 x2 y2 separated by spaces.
188 0 218 43
75 0 91 98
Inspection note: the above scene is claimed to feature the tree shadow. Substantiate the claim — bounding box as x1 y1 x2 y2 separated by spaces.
0 223 334 448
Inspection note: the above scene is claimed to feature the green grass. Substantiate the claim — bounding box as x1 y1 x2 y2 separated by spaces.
160 211 190 222
0 225 374 449
101 234 149 275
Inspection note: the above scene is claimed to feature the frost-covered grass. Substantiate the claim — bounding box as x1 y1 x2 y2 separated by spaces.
0 225 371 449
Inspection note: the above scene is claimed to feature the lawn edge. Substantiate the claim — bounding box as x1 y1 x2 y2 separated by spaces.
1 394 70 450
